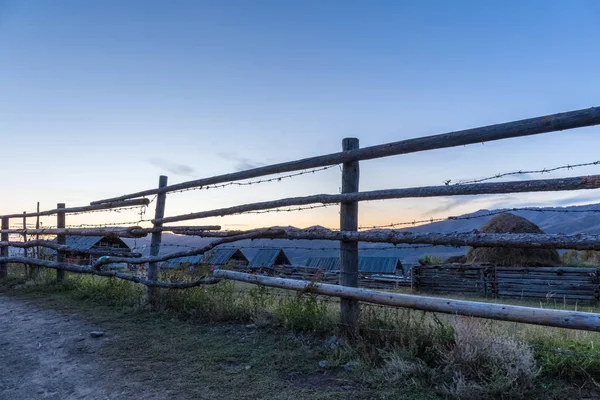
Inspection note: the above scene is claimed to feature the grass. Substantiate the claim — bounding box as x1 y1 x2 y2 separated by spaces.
3 267 600 399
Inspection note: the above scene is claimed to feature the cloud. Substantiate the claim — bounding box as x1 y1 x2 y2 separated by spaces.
149 158 195 176
217 152 265 171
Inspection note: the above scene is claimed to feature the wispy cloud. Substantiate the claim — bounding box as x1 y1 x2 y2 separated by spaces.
149 158 195 176
217 152 265 171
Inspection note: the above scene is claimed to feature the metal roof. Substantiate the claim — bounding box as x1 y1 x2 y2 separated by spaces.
248 248 291 268
161 254 203 268
305 257 402 274
202 248 247 265
64 236 104 251
161 248 250 269
305 257 340 271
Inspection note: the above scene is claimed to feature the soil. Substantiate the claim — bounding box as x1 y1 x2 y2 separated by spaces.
0 295 171 400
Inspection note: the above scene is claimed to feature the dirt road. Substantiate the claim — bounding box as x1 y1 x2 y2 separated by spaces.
0 295 171 400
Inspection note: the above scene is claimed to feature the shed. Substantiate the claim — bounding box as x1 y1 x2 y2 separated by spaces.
305 257 340 271
248 249 291 269
51 235 132 268
305 256 402 274
203 248 248 267
162 248 249 269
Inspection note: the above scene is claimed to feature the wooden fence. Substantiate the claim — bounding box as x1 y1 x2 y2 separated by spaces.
413 264 600 303
2 106 600 331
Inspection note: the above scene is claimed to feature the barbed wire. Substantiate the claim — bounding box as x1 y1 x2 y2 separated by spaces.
168 166 338 195
140 242 438 252
359 207 600 230
448 160 600 186
238 204 335 215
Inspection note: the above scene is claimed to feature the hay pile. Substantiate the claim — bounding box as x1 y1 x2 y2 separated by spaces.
465 212 561 266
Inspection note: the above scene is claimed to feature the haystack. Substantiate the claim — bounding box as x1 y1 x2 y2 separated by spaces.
465 212 561 266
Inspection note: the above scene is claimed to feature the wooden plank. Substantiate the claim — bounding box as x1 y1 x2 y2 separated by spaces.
340 138 360 332
56 203 65 283
92 106 600 204
497 278 596 286
496 291 595 300
154 175 600 224
147 175 168 304
495 266 597 273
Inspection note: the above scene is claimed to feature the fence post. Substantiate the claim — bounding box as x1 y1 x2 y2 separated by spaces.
147 175 168 304
22 211 28 278
56 203 66 283
0 217 8 278
340 138 360 333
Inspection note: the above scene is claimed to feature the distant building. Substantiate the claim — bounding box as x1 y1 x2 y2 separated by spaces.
305 256 403 275
162 248 248 269
248 249 291 269
50 235 132 269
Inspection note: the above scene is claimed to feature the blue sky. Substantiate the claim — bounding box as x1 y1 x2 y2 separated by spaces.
1 0 600 229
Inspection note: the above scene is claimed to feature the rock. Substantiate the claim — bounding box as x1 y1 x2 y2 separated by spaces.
318 360 328 368
344 361 360 372
89 331 104 338
324 335 337 348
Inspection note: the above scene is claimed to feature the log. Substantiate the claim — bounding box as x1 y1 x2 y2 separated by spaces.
0 198 150 219
0 227 148 238
92 106 600 204
56 203 66 283
214 269 600 332
0 256 220 288
147 175 168 303
154 175 600 224
340 137 360 330
0 217 7 278
91 228 285 269
175 226 600 251
0 240 142 257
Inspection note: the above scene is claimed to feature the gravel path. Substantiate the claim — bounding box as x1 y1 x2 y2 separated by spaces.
0 295 169 400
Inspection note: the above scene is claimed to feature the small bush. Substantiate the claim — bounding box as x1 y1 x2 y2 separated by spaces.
440 318 540 399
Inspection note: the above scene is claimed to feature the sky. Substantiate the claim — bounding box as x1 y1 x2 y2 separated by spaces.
1 0 600 230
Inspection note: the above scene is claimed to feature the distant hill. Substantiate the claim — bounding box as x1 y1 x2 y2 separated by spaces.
123 203 600 267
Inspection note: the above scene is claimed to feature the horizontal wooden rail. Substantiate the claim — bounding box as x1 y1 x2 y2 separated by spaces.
154 175 600 224
213 270 600 332
0 198 150 219
92 106 600 204
0 256 220 288
0 225 221 238
151 226 600 251
0 227 148 238
0 240 142 257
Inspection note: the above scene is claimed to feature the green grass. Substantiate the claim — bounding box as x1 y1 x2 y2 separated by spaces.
3 268 600 399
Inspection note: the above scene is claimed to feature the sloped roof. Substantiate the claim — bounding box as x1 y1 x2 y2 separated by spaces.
64 236 104 251
358 257 402 274
162 248 249 268
305 257 402 274
202 248 247 265
305 257 340 271
248 249 291 268
162 254 203 268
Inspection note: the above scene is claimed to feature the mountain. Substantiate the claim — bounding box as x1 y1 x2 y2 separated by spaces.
124 203 600 267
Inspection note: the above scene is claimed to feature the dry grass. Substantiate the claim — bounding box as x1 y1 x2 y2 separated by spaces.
3 267 600 398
